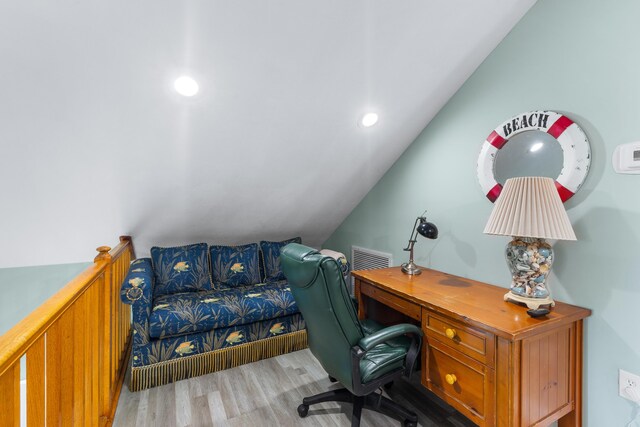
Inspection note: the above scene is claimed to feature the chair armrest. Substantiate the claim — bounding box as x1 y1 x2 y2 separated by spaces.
120 258 154 305
357 323 422 352
350 323 423 395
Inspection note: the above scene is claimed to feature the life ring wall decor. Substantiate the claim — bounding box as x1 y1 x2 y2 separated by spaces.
477 111 591 203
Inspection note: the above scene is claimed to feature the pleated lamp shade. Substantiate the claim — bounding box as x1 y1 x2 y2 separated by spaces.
483 177 577 241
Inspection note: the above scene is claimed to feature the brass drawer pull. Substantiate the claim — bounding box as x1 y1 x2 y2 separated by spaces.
445 328 457 340
445 373 457 385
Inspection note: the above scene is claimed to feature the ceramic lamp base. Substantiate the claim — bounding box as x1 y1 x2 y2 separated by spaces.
504 291 555 310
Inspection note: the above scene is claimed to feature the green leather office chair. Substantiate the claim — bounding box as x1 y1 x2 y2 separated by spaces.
281 243 423 427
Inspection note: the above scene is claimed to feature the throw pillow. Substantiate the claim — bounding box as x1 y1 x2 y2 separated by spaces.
209 243 262 288
151 243 212 296
260 237 302 282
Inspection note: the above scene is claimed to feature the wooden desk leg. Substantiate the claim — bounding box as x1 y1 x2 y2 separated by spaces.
559 320 583 427
354 279 365 320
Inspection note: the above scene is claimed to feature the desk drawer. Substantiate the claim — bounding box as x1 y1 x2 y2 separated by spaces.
424 340 494 426
360 282 421 321
423 310 495 367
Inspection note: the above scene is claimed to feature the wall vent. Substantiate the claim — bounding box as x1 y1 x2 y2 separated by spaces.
350 246 393 294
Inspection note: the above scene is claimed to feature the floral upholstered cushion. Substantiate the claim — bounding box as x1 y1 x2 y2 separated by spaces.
336 256 350 277
209 243 261 288
148 280 298 339
134 313 305 367
120 258 154 305
151 243 212 297
260 237 301 282
120 258 155 353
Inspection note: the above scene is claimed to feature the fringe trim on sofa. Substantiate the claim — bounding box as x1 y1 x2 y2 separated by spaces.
130 329 308 391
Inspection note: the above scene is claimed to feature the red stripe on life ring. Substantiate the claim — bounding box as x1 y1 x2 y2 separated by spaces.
486 183 503 202
547 115 574 139
555 181 575 202
487 131 507 149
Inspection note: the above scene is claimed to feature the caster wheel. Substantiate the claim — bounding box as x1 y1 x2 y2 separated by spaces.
328 376 337 383
403 421 417 427
297 404 309 418
384 381 394 390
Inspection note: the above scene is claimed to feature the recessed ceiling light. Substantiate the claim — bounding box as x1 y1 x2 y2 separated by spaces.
360 113 379 128
174 76 199 97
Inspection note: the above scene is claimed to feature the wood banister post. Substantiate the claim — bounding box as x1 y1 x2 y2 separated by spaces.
119 235 135 259
94 245 114 418
94 246 112 264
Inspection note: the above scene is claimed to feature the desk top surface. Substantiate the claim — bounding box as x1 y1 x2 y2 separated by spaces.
352 266 591 340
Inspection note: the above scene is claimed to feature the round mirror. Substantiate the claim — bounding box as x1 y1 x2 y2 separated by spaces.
494 131 563 184
477 111 591 203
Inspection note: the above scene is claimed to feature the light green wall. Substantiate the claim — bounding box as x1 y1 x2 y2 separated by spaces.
0 262 90 381
324 0 640 424
0 262 90 336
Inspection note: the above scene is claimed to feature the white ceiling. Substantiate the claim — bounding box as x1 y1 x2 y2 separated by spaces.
0 0 536 268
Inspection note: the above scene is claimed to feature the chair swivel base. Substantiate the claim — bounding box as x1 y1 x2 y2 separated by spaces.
297 387 418 427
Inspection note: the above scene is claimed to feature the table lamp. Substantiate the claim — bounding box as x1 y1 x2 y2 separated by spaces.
401 212 438 275
483 177 576 311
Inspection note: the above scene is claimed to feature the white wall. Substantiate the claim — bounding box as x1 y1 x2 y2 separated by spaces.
0 0 535 267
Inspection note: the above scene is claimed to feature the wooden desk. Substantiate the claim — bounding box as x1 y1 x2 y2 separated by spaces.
352 267 591 427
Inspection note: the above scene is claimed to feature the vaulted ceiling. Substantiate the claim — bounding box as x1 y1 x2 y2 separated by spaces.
0 0 536 268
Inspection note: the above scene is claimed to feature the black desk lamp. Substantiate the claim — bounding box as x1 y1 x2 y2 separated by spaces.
401 212 438 275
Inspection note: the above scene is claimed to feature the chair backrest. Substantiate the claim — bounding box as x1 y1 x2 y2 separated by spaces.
281 243 363 390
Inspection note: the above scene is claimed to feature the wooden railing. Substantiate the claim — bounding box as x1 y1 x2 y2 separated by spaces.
0 236 134 427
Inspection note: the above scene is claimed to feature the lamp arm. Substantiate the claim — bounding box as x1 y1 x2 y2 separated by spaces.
401 211 434 276
403 217 421 251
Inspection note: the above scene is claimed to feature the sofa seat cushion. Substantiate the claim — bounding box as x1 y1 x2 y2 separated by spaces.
148 280 299 339
134 313 306 368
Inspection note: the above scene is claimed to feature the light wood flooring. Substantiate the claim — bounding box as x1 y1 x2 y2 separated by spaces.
113 349 475 427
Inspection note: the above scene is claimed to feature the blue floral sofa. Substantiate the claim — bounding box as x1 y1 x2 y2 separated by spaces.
120 237 347 391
